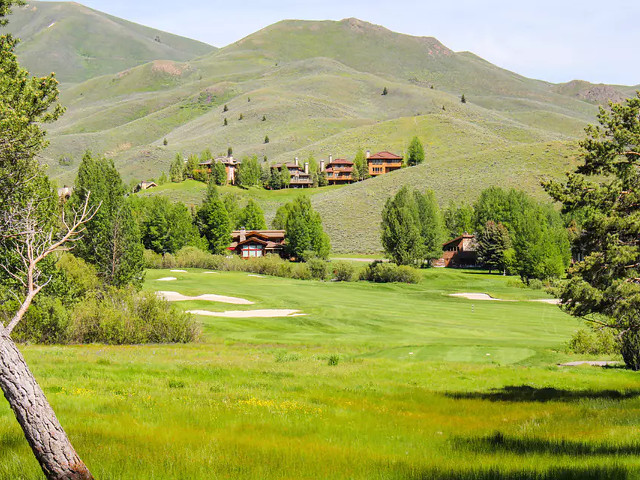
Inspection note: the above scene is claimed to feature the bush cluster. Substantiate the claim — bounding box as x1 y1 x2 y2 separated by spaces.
146 247 421 284
70 288 200 345
10 254 200 345
359 261 421 284
566 328 619 356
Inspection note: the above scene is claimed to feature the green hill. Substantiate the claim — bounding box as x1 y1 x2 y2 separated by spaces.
12 10 635 252
1 1 214 83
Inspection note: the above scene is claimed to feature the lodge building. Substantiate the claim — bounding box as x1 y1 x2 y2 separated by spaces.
228 230 287 258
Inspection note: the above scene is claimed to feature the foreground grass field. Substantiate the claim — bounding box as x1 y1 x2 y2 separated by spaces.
1 268 639 479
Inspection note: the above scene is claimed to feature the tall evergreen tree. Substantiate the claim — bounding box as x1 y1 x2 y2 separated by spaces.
196 183 231 254
169 153 184 182
69 152 144 287
477 221 512 274
544 94 640 368
213 161 227 185
407 136 425 166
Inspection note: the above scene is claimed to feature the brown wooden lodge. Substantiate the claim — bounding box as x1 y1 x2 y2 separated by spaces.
433 234 478 268
228 230 287 258
271 158 313 188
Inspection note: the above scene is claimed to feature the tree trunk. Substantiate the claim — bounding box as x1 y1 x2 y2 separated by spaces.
0 332 93 479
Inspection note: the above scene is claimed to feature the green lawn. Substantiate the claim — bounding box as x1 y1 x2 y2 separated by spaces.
2 268 638 479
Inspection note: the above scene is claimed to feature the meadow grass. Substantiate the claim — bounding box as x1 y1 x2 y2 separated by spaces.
0 268 637 479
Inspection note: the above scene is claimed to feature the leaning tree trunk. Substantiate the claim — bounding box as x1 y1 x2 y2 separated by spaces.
0 332 93 479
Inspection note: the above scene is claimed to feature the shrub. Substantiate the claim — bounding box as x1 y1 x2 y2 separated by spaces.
567 328 619 356
175 246 222 269
274 350 301 363
69 287 200 345
292 263 311 280
528 278 545 290
143 249 163 269
308 258 329 280
359 261 421 284
332 261 355 282
327 354 340 366
161 253 177 269
12 296 71 344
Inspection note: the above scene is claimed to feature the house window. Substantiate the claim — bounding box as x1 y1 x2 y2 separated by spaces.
242 244 263 258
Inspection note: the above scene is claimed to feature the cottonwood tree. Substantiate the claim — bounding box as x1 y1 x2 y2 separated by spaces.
477 221 512 274
239 199 267 230
196 183 231 254
0 2 95 475
544 94 640 369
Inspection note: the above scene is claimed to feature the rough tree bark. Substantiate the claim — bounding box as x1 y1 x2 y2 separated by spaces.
0 331 93 479
0 198 97 479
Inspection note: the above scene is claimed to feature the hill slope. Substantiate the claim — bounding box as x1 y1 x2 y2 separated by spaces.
1 1 215 83
15 12 636 252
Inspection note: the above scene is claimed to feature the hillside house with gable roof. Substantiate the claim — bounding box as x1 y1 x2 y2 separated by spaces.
228 229 287 258
324 155 354 185
367 151 403 176
199 156 240 185
271 158 313 188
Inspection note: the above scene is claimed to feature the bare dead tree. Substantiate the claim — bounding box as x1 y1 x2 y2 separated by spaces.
0 195 98 479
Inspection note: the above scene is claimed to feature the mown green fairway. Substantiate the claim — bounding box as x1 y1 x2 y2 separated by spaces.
1 268 638 479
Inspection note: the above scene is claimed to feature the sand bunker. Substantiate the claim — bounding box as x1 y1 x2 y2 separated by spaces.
170 269 187 273
449 293 503 301
187 309 303 318
559 361 620 367
156 291 253 305
157 277 177 282
450 293 560 304
248 274 264 278
532 299 561 305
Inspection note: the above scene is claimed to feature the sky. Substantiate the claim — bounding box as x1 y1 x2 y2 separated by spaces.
42 0 640 86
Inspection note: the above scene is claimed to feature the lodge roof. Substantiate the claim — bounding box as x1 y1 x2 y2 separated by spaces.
369 151 403 160
443 233 476 248
327 158 353 166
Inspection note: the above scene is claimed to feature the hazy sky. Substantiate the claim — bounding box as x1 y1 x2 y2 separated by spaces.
40 0 639 85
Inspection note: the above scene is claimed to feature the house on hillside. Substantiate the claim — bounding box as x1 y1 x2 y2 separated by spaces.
271 158 313 188
367 151 403 176
228 229 287 258
134 181 157 193
199 156 240 185
324 155 354 185
433 234 478 268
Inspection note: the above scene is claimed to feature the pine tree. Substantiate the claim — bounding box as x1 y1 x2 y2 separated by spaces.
158 171 168 185
382 87 388 95
407 136 425 166
461 94 467 103
163 137 168 146
381 187 423 265
264 135 270 144
238 113 243 121
227 147 233 157
281 197 330 260
69 152 144 288
185 154 199 179
262 115 266 121
213 161 227 185
477 221 512 274
196 183 231 254
223 117 228 126
169 153 185 182
223 104 228 112
414 189 444 264
544 94 640 368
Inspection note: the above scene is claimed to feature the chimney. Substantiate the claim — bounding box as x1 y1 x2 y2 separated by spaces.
320 160 325 172
329 154 333 164
240 228 246 243
366 149 371 159
294 157 299 166
304 162 309 174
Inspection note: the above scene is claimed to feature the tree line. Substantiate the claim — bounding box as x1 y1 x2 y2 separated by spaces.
381 185 572 282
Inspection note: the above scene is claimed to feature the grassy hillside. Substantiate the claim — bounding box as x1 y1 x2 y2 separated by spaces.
23 14 636 251
1 1 214 83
